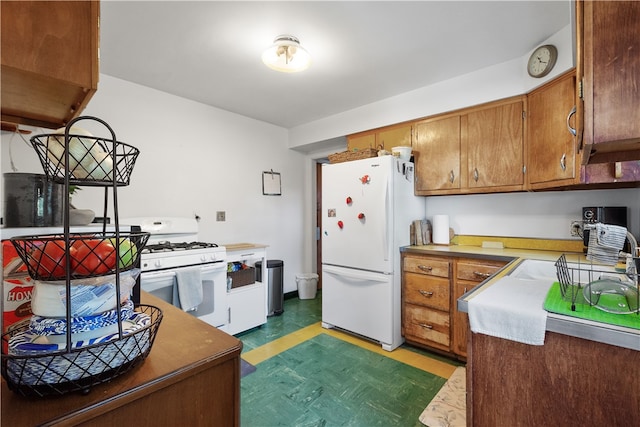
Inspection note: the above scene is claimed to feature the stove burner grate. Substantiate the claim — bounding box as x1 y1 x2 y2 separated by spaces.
142 241 219 254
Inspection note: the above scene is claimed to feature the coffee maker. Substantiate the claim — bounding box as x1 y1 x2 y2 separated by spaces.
582 206 628 248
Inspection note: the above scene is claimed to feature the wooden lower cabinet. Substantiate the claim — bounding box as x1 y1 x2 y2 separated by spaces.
402 254 451 353
3 293 242 427
468 331 640 426
403 304 450 351
451 258 507 358
402 252 507 359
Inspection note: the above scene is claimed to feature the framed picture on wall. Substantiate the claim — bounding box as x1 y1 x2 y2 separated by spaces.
262 171 281 195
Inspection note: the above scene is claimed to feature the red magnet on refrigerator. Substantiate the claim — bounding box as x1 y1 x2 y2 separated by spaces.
346 196 352 205
360 175 370 184
337 220 344 229
358 213 365 220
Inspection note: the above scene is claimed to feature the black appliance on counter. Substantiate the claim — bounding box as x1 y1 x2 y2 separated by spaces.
582 206 628 247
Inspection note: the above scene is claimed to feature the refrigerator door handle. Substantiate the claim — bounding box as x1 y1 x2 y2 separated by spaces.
323 265 389 282
383 179 390 261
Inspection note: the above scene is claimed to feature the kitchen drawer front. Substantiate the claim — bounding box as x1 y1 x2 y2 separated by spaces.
404 272 450 310
456 259 506 283
404 256 450 278
403 303 450 349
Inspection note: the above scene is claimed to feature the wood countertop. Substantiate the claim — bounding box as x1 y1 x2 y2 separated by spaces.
2 293 243 426
222 243 268 251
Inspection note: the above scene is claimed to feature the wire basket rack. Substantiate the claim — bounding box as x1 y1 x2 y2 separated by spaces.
1 304 162 398
555 254 639 313
30 130 140 187
9 232 150 281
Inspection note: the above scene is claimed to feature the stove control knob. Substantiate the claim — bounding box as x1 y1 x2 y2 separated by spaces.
154 260 162 268
200 255 207 262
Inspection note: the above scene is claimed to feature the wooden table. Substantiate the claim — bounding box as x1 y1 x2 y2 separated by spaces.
2 293 242 426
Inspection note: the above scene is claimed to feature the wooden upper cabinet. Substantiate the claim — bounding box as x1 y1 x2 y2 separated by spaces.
527 70 578 189
414 114 461 194
377 124 412 151
347 123 412 152
579 0 640 164
347 131 376 151
464 97 525 191
1 1 99 129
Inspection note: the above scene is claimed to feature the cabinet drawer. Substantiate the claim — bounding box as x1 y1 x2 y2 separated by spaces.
403 304 450 348
404 256 450 278
456 260 505 282
404 272 450 310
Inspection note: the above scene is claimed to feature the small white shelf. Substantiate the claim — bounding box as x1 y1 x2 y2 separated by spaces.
224 244 268 335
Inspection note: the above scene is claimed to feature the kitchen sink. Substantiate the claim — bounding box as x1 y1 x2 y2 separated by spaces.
509 258 624 284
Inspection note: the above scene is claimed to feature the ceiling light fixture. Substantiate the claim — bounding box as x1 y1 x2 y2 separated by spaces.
262 35 311 73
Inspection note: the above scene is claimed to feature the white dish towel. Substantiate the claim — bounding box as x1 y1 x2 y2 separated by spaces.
175 267 203 312
468 276 552 346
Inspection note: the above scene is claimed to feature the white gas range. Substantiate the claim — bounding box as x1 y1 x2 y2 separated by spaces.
122 217 228 330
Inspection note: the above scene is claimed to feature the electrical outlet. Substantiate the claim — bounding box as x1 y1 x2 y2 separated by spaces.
216 211 226 222
570 220 583 237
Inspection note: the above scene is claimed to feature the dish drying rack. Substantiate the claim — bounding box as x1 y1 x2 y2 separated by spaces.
554 254 639 314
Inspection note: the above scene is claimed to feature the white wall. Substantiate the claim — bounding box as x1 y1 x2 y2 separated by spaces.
425 189 640 240
1 75 309 293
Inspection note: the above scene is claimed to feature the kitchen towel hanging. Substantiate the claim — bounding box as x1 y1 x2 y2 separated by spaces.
175 267 203 311
432 215 450 245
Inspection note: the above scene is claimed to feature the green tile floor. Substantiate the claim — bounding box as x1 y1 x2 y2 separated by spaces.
237 292 458 426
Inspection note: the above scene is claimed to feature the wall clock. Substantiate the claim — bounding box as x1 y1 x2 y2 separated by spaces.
527 44 558 78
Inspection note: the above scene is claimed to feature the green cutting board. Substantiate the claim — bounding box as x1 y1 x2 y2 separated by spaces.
544 282 640 330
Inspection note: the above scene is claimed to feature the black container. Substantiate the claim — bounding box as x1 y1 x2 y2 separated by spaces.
3 173 65 227
582 206 628 247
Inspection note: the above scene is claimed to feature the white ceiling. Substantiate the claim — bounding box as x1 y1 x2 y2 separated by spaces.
99 1 571 129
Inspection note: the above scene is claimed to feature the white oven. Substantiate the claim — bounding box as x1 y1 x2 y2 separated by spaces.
122 217 228 330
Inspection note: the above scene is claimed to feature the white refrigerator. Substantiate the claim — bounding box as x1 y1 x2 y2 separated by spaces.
321 155 425 351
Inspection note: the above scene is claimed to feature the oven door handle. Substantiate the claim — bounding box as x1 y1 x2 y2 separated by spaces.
141 270 176 280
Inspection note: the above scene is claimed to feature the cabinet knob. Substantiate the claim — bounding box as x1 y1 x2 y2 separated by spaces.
419 323 433 330
560 153 567 171
473 168 479 182
449 170 455 183
419 290 434 297
418 265 433 272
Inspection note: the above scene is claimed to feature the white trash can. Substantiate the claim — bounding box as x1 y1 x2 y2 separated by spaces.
296 273 319 299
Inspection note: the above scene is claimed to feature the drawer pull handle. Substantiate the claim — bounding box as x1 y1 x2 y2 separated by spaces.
419 323 433 330
419 290 434 297
418 265 433 272
474 271 491 279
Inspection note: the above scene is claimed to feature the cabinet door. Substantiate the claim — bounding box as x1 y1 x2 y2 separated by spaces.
527 72 578 189
227 283 266 335
414 115 461 194
465 99 525 190
580 0 640 164
1 1 99 128
452 279 479 358
377 124 412 151
347 131 376 152
452 259 506 358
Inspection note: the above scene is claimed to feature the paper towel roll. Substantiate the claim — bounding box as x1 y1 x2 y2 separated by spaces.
432 215 450 245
